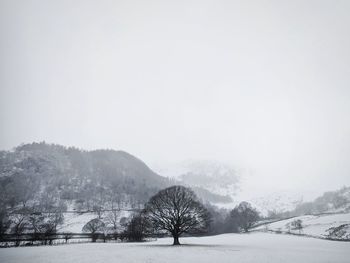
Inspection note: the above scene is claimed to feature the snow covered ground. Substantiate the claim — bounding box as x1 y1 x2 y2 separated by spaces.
58 210 133 233
254 212 350 240
58 213 98 233
0 233 349 263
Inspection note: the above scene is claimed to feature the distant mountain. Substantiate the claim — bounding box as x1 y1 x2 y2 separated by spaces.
153 160 240 200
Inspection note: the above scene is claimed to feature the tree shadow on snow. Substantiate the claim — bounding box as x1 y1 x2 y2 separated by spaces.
140 243 241 251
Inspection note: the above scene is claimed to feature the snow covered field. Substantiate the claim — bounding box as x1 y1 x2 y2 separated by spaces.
1 233 349 263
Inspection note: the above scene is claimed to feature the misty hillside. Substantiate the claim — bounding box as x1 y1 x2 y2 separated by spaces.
153 160 239 202
0 142 230 214
286 186 350 217
154 160 350 217
0 142 169 212
153 161 307 214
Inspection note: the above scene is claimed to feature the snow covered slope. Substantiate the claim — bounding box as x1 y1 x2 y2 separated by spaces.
254 212 350 240
227 189 305 216
57 210 133 233
1 233 349 263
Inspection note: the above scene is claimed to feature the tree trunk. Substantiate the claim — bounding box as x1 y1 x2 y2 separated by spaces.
173 235 180 245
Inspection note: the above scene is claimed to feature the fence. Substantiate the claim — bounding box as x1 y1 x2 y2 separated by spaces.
0 232 168 248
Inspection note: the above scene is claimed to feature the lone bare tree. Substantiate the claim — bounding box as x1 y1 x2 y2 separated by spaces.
144 185 210 245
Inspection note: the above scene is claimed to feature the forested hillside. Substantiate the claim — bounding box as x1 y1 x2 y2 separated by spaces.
0 142 168 213
0 142 229 214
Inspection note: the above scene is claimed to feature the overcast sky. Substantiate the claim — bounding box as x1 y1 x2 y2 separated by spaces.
1 0 349 193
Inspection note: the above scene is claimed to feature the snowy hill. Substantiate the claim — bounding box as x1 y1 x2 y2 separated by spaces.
58 210 133 233
254 212 350 240
235 190 305 216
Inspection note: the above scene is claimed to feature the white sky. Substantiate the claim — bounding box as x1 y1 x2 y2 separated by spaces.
1 0 350 192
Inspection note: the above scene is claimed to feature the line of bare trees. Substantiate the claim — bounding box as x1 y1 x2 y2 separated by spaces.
0 209 64 246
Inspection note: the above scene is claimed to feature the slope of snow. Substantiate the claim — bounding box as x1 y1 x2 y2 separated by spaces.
235 191 304 216
58 210 133 233
58 213 100 233
254 212 350 240
0 233 349 263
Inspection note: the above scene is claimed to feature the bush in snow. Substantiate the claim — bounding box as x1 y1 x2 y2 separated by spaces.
326 224 350 240
291 219 303 234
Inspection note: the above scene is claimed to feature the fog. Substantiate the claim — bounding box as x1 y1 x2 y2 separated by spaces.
1 0 350 194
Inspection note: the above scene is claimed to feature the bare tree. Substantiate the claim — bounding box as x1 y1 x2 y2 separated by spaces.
43 211 64 245
105 209 121 233
122 212 152 242
11 213 28 246
28 213 45 243
82 218 105 242
144 185 211 245
230 201 259 232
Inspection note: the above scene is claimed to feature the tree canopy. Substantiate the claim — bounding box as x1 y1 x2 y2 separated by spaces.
144 185 210 245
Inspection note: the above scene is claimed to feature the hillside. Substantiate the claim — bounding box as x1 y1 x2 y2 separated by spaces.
0 143 231 215
0 142 170 213
267 186 350 219
254 212 350 241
